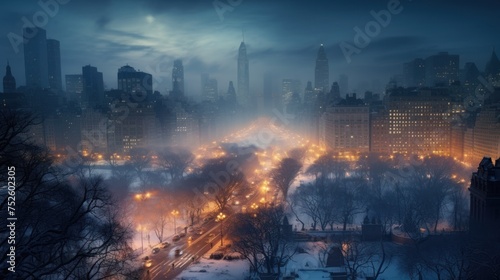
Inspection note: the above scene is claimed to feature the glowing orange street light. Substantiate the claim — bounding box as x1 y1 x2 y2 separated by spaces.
217 212 226 246
171 210 179 234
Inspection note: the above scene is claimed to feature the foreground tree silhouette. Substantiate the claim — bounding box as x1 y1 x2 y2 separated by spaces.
271 157 302 200
0 110 138 279
229 206 296 276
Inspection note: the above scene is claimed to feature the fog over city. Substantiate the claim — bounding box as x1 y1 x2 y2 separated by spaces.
1 1 500 280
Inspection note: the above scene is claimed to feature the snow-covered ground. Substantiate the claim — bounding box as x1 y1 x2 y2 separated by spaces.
173 240 412 280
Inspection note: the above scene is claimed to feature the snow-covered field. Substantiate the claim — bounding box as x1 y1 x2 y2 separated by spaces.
174 240 411 280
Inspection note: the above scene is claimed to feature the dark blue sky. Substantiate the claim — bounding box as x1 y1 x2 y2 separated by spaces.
1 0 499 96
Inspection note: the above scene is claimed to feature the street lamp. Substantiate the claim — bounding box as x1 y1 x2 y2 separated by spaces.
217 212 226 246
171 210 179 234
134 192 152 254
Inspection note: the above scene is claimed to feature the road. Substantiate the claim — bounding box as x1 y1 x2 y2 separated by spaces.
145 219 221 280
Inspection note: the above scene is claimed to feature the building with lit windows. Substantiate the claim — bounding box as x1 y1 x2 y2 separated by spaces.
386 87 451 156
321 94 369 153
465 103 500 165
425 52 459 86
117 65 153 97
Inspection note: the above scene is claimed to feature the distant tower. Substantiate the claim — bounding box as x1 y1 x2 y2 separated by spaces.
118 65 153 96
172 59 184 94
201 73 218 102
82 65 104 109
226 81 237 105
314 44 329 93
485 48 500 87
23 27 49 88
303 81 315 107
237 41 250 107
47 39 62 92
3 63 16 93
339 74 349 96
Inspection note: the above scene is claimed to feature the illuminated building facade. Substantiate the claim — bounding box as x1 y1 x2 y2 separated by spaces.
386 88 451 156
321 94 369 153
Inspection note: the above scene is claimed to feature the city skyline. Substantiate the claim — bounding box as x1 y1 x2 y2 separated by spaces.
1 0 500 96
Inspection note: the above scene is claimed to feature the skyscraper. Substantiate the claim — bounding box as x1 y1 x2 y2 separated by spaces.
47 39 62 92
23 27 49 88
425 52 459 86
403 58 425 87
82 65 104 109
172 59 184 94
117 65 153 97
65 74 83 102
314 44 329 93
237 41 250 107
3 63 16 93
485 49 500 86
201 73 218 102
281 79 301 108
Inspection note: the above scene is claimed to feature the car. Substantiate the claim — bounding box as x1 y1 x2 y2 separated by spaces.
160 241 170 248
152 247 160 254
179 232 186 237
174 249 183 257
208 233 215 238
209 251 224 260
196 230 204 235
172 235 181 242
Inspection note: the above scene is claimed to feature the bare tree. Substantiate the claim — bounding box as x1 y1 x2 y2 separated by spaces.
291 180 336 231
337 236 393 280
271 157 302 200
0 111 137 279
200 156 247 211
306 152 349 184
229 206 297 276
336 177 365 231
129 147 151 188
158 147 194 183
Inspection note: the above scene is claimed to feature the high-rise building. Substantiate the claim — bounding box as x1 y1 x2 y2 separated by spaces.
425 52 459 86
282 79 301 109
65 74 83 102
315 44 329 93
320 94 369 153
485 49 500 87
386 88 451 155
117 65 153 97
23 27 49 88
47 39 62 92
226 81 237 105
469 157 500 237
201 73 218 102
326 82 340 107
462 62 480 95
237 41 250 108
82 65 104 109
403 58 425 87
339 75 349 100
263 72 274 114
303 81 316 108
468 103 500 165
3 63 16 93
172 59 184 94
